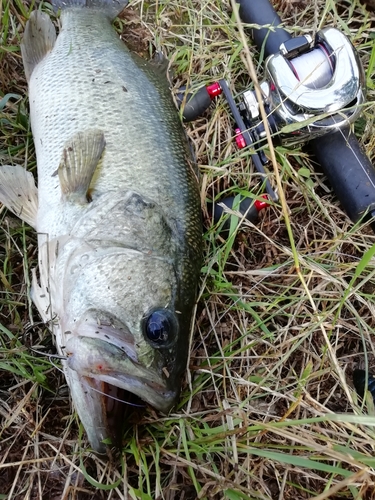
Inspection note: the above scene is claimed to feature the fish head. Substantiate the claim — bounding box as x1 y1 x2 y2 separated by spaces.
40 190 201 452
60 244 196 451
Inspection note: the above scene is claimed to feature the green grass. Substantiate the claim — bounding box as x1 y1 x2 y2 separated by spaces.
2 0 375 498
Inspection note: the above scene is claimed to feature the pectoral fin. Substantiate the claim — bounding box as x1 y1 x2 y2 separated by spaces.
58 130 106 204
21 11 56 82
0 165 38 228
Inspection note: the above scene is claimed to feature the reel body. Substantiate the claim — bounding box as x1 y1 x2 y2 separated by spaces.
260 28 366 146
180 27 366 148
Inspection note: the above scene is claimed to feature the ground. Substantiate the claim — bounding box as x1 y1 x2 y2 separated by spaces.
1 0 375 499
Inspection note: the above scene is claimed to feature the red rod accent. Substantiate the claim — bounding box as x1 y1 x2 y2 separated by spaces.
234 128 246 149
254 194 269 212
206 82 222 98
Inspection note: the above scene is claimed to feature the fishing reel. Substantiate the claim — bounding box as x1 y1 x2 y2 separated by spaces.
263 27 366 146
177 26 366 228
180 27 365 146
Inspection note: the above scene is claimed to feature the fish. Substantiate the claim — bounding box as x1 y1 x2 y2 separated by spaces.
0 0 202 453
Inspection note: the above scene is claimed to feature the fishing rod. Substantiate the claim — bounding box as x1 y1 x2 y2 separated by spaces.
178 0 375 230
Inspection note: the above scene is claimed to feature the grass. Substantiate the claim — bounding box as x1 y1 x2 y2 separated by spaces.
2 0 375 498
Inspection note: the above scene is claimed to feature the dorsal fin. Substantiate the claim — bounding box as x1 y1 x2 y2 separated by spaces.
21 11 56 82
51 0 129 20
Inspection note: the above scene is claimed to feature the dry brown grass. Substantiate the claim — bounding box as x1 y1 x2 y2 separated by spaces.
2 0 375 498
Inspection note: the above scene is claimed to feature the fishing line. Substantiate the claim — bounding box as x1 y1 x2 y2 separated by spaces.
282 34 375 206
29 346 67 360
28 342 146 407
23 322 68 363
49 362 65 377
290 45 332 88
337 123 375 191
87 384 146 408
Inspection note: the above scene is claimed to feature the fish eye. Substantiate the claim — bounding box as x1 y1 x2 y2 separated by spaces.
143 309 177 347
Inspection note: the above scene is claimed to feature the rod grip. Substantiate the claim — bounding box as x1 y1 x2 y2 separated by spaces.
310 129 375 222
237 0 292 57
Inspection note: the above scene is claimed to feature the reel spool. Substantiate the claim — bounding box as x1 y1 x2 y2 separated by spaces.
262 27 366 145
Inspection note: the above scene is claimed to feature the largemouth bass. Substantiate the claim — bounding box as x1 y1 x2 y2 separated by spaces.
0 0 202 453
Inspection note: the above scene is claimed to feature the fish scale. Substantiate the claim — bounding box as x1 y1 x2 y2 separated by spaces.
0 0 202 454
30 10 199 239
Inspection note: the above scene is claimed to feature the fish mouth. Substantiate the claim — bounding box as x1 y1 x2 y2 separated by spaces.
64 335 178 452
65 335 177 411
85 378 146 447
